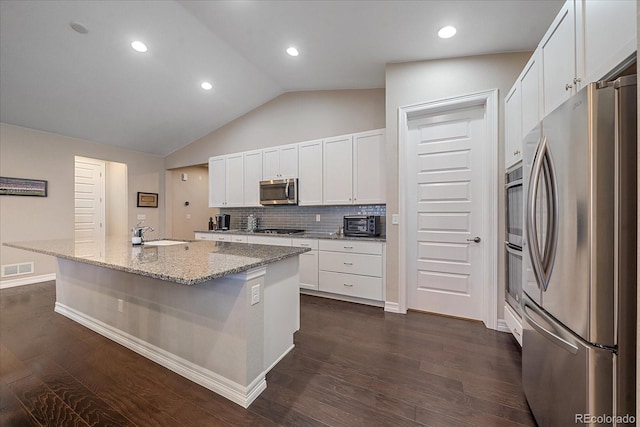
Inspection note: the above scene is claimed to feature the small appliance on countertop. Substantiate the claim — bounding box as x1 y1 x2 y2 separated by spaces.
215 214 230 230
343 215 381 237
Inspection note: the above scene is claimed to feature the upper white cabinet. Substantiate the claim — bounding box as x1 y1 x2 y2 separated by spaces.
353 129 385 204
298 139 323 206
208 156 226 207
540 0 637 116
519 50 542 138
243 150 262 207
323 135 354 205
504 85 522 168
323 129 386 205
262 144 298 180
209 154 244 208
540 0 577 114
580 0 637 85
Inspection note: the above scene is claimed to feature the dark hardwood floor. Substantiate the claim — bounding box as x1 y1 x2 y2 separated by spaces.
0 281 535 426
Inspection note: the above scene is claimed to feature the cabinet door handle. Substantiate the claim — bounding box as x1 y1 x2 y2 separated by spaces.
343 262 353 266
300 243 309 247
343 283 354 287
573 77 582 85
565 83 573 91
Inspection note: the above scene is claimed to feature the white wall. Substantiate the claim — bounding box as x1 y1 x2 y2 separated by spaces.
165 89 385 169
384 52 532 318
0 124 166 285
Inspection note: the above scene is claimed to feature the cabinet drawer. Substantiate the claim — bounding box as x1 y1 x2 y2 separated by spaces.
319 271 382 301
319 239 382 255
213 234 230 242
247 235 292 247
230 235 248 243
194 233 212 240
319 252 381 277
291 238 319 250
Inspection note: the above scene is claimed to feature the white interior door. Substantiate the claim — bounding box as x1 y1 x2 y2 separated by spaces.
75 156 106 256
406 105 486 320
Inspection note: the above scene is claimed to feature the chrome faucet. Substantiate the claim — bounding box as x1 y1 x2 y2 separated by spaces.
132 221 154 243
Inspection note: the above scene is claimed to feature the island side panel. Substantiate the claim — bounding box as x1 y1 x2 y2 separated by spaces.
54 258 266 406
263 256 300 372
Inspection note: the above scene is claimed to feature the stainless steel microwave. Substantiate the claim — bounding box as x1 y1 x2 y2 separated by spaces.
260 178 298 205
343 215 381 237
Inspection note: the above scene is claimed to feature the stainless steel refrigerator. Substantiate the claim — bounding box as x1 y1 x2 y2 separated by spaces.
521 75 637 426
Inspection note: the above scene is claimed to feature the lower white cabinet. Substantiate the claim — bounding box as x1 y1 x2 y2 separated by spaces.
192 233 385 301
292 238 319 291
318 240 384 302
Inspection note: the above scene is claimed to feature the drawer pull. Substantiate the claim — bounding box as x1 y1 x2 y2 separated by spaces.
300 244 309 247
343 262 353 266
343 246 354 249
343 283 354 287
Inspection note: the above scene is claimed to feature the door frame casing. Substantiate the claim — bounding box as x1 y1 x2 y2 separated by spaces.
397 89 499 330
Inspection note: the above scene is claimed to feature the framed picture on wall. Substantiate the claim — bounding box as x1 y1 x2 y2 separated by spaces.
137 192 158 208
0 176 48 197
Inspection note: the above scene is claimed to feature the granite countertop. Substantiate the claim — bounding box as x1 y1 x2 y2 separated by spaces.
194 230 387 243
4 239 310 286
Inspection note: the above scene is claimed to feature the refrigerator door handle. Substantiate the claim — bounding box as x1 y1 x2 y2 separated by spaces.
526 136 546 289
523 295 579 355
540 143 559 290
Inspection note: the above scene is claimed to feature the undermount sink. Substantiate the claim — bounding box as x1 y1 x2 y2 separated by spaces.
144 240 188 246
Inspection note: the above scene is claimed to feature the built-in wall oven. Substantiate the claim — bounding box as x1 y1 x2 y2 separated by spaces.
505 162 523 313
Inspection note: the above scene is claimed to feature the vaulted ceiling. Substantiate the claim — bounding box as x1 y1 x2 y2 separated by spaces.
0 0 563 156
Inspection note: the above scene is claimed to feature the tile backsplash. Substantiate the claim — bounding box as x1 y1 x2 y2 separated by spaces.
219 204 386 235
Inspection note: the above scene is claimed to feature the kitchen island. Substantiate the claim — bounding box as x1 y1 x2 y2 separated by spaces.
4 238 309 407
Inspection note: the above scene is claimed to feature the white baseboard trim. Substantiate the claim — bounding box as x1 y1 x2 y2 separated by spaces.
384 301 405 313
55 302 266 408
263 343 294 375
0 273 56 289
496 319 510 333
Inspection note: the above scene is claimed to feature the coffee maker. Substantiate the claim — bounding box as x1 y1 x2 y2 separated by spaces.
215 214 230 230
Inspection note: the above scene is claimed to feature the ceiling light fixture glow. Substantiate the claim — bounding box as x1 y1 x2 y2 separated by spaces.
201 82 213 90
131 41 148 53
438 26 457 39
286 47 299 57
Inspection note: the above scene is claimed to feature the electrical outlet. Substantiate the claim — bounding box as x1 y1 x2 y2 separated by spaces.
137 214 146 220
392 214 399 225
251 284 260 305
316 214 321 222
117 299 124 313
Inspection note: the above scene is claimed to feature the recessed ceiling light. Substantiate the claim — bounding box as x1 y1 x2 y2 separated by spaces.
131 41 148 53
286 47 299 57
201 82 213 90
438 26 457 39
69 22 88 34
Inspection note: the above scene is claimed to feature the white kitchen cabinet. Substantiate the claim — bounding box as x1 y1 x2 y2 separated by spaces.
262 144 298 180
539 0 636 117
580 0 637 86
519 49 541 138
540 0 577 115
247 235 293 246
353 129 385 204
298 139 323 205
318 240 384 302
243 150 262 207
208 156 226 207
225 153 244 207
292 238 319 291
208 154 243 208
323 135 353 205
323 129 385 206
504 84 522 168
194 232 213 240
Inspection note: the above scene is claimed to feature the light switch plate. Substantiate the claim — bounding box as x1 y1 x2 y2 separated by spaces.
392 214 399 225
137 214 146 220
316 214 321 222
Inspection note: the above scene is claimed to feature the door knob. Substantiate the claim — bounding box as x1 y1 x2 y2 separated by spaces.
467 236 481 243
